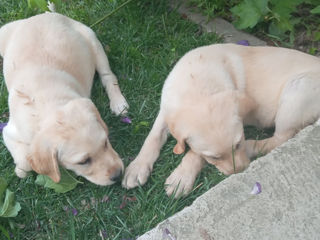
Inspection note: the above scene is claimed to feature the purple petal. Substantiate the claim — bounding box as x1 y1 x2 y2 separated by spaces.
71 208 78 216
99 229 108 238
121 116 132 124
163 228 176 240
236 40 250 46
250 182 262 195
0 122 7 133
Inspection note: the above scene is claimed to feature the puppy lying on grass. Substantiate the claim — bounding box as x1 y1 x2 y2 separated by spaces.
0 13 128 185
122 43 320 197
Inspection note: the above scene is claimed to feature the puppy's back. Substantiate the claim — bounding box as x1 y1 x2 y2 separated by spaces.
3 13 95 89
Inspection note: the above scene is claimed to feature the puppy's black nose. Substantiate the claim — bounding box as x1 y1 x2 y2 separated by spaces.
110 169 122 182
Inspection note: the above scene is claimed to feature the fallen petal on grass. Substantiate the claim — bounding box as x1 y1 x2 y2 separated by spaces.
121 116 132 124
72 208 78 216
0 122 7 133
99 229 108 239
250 182 262 195
236 40 250 46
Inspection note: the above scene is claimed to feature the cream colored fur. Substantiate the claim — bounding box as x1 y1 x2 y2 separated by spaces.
122 43 320 197
0 13 129 185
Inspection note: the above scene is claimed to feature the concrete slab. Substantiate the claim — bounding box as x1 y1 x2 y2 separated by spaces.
170 0 267 46
138 123 320 240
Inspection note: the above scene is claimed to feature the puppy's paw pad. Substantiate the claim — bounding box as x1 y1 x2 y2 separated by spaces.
15 167 28 178
110 97 129 116
122 161 151 189
165 169 194 198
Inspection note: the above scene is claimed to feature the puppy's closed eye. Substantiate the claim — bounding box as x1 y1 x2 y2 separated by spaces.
104 139 108 150
78 157 92 165
234 142 241 150
203 153 221 161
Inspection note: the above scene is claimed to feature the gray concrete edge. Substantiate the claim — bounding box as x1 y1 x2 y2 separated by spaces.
138 121 320 240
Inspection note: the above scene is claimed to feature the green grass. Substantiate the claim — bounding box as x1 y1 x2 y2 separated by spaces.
0 1 272 239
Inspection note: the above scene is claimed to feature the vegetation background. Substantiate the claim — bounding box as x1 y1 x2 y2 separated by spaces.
188 0 320 54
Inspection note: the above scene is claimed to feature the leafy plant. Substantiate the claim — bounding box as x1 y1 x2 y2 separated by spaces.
230 0 320 42
0 177 21 239
188 0 239 19
311 5 320 14
27 0 61 12
0 178 21 218
35 167 83 193
188 0 320 48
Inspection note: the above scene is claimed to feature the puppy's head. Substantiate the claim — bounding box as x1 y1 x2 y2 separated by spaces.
27 98 123 185
168 91 255 175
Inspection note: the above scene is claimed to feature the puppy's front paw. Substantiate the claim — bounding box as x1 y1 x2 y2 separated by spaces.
165 167 195 198
122 160 152 189
245 139 257 158
110 96 129 116
15 167 28 178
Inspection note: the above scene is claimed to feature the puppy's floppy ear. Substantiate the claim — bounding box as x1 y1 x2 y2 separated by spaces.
27 133 61 183
86 100 109 134
67 98 109 134
237 92 256 118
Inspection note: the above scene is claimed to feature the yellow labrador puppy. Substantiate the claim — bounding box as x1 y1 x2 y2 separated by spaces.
122 43 320 197
0 13 129 185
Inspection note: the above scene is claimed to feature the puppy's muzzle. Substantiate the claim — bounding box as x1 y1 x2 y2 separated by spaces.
110 168 123 182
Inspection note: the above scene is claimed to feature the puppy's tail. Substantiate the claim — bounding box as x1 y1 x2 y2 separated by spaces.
47 1 56 12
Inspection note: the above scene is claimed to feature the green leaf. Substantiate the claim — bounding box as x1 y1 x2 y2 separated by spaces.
311 5 320 14
309 47 317 55
0 178 7 198
133 121 150 133
231 0 269 29
35 167 82 193
0 178 21 218
314 31 320 41
27 0 49 11
0 225 10 240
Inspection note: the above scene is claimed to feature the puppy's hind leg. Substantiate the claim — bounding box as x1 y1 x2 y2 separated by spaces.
246 72 320 158
122 112 168 189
